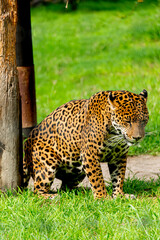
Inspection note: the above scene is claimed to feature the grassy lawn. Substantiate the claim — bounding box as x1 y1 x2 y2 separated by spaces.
31 0 160 155
1 1 160 240
1 177 160 240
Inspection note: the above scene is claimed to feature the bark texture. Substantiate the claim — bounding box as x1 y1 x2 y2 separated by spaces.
0 0 22 191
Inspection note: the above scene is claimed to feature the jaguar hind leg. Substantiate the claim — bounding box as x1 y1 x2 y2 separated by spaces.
32 147 61 199
33 164 56 198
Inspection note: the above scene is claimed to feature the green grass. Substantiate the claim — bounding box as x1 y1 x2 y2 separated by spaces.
1 177 160 240
31 0 160 155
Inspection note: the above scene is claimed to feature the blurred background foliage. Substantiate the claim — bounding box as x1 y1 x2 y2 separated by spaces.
31 0 160 155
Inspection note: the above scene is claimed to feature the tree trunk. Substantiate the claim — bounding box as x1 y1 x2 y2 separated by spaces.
0 0 22 191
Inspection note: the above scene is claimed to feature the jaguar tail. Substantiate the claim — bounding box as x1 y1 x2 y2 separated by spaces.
23 138 33 188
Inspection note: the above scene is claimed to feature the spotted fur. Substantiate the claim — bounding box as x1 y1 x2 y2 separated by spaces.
23 90 149 199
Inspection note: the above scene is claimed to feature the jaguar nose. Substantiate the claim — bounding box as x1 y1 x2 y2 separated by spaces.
133 136 142 141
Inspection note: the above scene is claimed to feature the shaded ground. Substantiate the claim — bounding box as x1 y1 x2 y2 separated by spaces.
51 155 160 190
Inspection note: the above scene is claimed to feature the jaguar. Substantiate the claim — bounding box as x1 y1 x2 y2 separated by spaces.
23 89 149 199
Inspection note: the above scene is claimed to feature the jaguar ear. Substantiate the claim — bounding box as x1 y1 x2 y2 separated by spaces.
108 92 116 109
139 89 148 102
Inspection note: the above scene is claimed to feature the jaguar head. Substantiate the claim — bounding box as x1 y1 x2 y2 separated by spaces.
108 90 149 145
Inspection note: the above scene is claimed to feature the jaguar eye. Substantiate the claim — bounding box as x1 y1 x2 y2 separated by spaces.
125 120 131 126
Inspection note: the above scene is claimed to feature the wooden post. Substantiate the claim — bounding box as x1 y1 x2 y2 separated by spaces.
0 0 22 191
16 0 37 139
